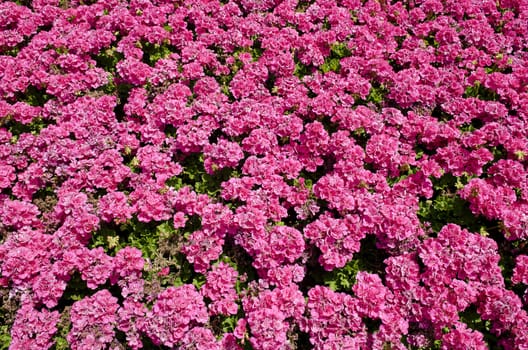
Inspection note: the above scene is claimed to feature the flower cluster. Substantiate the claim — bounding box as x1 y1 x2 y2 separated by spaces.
1 0 528 348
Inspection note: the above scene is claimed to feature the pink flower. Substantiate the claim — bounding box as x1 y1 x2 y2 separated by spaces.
68 290 119 350
203 138 244 174
512 255 528 285
10 303 60 350
141 284 209 347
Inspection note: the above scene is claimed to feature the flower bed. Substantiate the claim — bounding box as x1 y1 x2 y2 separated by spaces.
1 0 528 349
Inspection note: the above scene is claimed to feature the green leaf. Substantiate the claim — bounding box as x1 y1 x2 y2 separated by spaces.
192 274 206 289
0 325 11 350
157 221 175 237
366 84 388 105
294 64 309 78
330 42 351 59
321 58 340 73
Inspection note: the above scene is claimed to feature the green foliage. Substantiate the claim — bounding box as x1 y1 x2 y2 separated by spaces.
90 218 163 259
50 308 71 350
59 272 89 306
305 235 388 293
293 60 313 79
417 173 497 235
99 73 117 95
172 256 206 288
321 58 340 74
1 115 53 142
320 42 351 74
387 164 418 186
330 42 352 59
0 46 20 57
418 193 474 233
51 337 69 350
295 0 314 12
322 258 361 291
423 36 439 48
459 305 501 349
459 118 484 133
463 81 498 101
141 41 175 67
168 153 240 197
16 85 52 107
0 325 10 350
366 83 388 105
93 47 123 73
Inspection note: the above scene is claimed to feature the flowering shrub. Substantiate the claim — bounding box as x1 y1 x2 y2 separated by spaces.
1 0 528 349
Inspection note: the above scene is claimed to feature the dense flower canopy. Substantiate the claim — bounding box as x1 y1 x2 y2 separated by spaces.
1 0 528 349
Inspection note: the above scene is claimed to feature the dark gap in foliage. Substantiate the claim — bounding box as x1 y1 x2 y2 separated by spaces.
0 33 37 56
14 85 53 107
114 83 133 122
223 235 258 283
264 72 277 94
93 48 124 73
14 0 32 7
283 205 318 229
363 317 381 333
288 325 313 349
481 145 507 175
114 330 127 347
0 220 8 244
459 305 501 349
300 235 388 294
0 287 19 340
33 186 59 228
164 123 177 137
357 234 388 277
251 38 263 60
50 305 71 350
0 188 13 204
460 118 485 133
351 127 371 149
186 19 196 33
295 0 314 13
487 227 527 300
298 155 337 189
208 128 223 144
415 254 427 275
183 214 203 236
394 35 407 48
299 245 327 294
388 58 407 73
320 117 339 134
431 104 452 122
139 335 172 350
56 272 89 312
278 135 290 146
306 88 317 99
